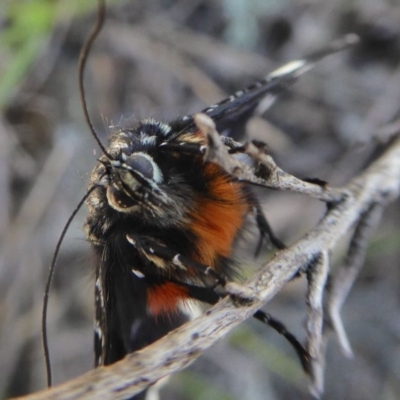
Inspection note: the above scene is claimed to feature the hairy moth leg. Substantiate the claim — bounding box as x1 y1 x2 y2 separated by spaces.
126 233 311 372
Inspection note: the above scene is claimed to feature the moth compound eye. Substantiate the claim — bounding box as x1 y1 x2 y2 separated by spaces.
125 154 154 180
124 152 163 184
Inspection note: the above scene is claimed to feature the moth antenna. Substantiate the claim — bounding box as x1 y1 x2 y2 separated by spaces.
42 186 97 387
78 0 113 159
43 1 110 386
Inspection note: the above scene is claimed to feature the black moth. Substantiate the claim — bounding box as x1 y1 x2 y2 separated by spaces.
42 3 357 397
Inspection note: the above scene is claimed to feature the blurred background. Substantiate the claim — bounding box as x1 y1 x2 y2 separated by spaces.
1 0 400 399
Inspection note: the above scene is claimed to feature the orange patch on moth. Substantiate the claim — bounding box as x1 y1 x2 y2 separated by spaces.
188 163 249 267
147 282 189 316
178 129 207 145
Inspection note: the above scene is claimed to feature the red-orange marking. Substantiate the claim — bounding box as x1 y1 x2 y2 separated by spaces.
148 161 249 316
188 162 249 267
147 282 189 316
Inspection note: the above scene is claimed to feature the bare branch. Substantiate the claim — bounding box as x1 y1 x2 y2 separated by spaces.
197 113 345 203
16 134 400 400
307 202 386 397
306 251 329 359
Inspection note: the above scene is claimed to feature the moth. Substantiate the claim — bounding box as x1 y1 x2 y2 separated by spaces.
42 0 357 395
85 45 349 369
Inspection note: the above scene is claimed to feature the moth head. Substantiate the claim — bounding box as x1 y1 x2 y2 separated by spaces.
95 120 200 224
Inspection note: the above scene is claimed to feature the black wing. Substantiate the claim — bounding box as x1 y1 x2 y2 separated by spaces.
169 34 358 139
94 251 188 368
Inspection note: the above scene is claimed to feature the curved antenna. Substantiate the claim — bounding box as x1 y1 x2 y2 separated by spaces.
42 186 97 387
43 0 112 386
78 0 113 159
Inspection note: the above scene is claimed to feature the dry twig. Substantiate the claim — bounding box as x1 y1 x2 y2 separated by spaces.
16 114 400 400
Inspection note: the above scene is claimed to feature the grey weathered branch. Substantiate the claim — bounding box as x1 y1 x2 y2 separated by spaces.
17 113 400 399
309 202 386 396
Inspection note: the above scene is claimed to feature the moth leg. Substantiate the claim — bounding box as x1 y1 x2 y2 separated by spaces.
185 281 311 374
126 234 260 303
254 203 286 256
126 234 310 372
253 310 311 374
160 141 206 156
126 234 227 287
127 233 281 302
157 275 311 375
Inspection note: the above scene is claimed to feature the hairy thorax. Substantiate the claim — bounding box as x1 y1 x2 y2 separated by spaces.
84 120 251 274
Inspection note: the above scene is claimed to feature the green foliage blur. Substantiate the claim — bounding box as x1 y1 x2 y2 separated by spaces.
0 0 120 109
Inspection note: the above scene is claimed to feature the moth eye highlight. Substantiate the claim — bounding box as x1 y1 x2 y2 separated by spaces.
123 152 164 184
125 154 154 180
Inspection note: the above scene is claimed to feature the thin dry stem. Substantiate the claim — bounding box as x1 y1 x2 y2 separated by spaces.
325 202 385 357
306 251 329 359
16 125 400 399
